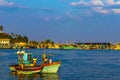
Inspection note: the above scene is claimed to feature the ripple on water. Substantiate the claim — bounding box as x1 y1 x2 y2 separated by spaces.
1 49 120 80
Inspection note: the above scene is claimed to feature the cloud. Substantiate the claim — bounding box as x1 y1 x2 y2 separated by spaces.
112 9 120 13
93 7 110 14
116 0 120 4
105 0 116 5
70 0 104 6
0 0 28 11
91 0 104 6
0 0 14 7
70 0 120 14
70 0 88 6
104 0 120 5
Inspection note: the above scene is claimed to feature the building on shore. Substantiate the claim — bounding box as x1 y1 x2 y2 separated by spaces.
13 42 27 49
113 43 120 50
0 33 11 48
75 42 111 50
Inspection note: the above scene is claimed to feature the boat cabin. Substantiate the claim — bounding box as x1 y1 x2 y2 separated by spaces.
17 51 37 66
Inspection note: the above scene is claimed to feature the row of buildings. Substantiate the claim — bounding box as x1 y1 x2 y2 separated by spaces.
37 42 120 50
0 31 120 50
0 36 120 50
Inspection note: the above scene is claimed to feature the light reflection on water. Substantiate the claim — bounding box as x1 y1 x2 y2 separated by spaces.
10 72 60 80
1 49 120 80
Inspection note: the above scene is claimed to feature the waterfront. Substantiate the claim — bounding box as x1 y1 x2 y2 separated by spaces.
0 49 120 80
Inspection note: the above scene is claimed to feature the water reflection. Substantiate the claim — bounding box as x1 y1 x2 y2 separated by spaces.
41 73 60 80
10 72 60 80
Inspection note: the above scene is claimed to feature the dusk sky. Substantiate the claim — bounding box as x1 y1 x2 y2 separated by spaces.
0 0 120 43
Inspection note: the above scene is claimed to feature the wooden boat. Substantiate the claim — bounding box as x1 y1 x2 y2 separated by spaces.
40 53 61 73
9 64 44 74
16 66 42 74
9 50 40 74
9 51 61 74
41 62 61 73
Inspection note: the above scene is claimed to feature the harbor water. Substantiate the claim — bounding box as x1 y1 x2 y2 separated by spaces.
0 49 120 80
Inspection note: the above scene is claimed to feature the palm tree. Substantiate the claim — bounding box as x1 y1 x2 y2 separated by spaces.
23 36 29 43
0 25 3 33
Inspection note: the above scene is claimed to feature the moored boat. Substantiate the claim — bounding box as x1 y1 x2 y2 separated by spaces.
16 67 42 74
40 53 61 73
9 50 61 74
41 62 61 73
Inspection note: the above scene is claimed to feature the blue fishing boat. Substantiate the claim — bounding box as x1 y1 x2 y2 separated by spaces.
9 50 61 74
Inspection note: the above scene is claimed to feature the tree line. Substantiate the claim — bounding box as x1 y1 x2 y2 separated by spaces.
0 25 54 48
0 25 29 43
10 33 29 44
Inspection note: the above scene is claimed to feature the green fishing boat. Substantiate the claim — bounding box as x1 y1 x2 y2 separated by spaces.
41 62 61 73
40 53 61 73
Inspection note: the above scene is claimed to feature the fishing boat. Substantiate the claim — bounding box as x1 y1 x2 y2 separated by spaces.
16 66 42 74
41 53 61 73
9 50 43 74
9 50 61 74
41 62 61 73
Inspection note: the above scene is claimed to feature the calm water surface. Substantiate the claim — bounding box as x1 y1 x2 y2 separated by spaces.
0 49 120 80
